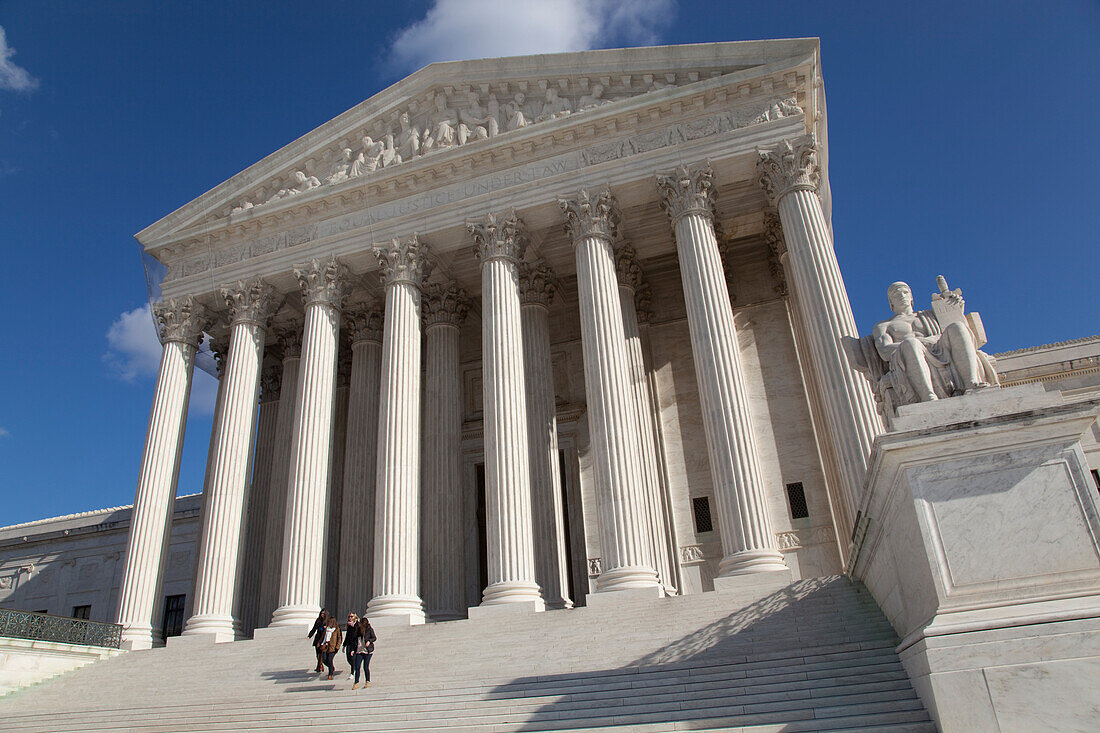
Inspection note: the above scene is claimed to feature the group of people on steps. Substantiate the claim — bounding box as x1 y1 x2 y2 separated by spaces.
308 608 376 689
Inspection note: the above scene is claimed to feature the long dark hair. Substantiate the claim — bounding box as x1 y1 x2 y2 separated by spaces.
358 617 372 636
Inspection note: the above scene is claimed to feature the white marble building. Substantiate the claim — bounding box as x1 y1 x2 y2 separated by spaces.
3 40 1097 665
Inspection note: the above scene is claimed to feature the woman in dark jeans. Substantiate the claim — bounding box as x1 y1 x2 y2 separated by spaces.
319 615 342 680
342 613 360 680
306 609 329 673
352 616 377 689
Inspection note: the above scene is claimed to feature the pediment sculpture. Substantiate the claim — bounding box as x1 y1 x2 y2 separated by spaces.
225 71 802 218
845 277 1000 418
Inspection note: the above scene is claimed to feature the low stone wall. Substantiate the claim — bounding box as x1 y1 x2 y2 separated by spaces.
0 636 124 696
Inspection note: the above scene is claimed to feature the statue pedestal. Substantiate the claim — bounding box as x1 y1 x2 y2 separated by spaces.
850 385 1100 732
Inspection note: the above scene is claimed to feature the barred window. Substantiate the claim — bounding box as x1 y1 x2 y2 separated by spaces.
71 605 91 620
692 496 714 533
162 594 186 638
786 482 809 520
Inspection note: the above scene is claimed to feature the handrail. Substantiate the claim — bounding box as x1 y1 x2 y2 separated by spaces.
0 607 123 649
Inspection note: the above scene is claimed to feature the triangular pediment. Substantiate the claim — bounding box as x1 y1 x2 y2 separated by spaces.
137 38 819 250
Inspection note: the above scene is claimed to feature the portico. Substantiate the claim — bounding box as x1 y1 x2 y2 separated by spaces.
117 39 871 647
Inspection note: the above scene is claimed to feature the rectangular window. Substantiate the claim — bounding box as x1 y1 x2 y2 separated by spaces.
786 482 810 519
162 594 186 638
1092 469 1100 493
71 605 91 620
692 496 713 533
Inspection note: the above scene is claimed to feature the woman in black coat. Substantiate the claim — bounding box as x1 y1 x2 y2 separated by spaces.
306 609 329 673
342 613 360 680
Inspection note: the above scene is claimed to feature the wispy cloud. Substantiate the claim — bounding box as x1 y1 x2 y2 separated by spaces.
102 304 219 416
0 25 38 92
390 0 675 72
0 427 10 438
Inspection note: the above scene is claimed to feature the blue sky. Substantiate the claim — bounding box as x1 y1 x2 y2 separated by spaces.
1 1 1097 526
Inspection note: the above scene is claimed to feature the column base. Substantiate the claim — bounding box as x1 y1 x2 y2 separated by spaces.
182 613 241 640
481 580 544 606
366 594 426 625
270 604 321 628
595 564 662 592
119 625 162 651
717 548 788 577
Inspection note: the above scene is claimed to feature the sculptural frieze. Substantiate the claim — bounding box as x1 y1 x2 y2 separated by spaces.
845 277 1000 418
221 70 792 218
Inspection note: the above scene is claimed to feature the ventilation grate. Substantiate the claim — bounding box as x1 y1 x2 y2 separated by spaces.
786 482 809 519
692 496 714 533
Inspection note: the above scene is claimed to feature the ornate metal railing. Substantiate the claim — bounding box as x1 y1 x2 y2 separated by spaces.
0 607 123 648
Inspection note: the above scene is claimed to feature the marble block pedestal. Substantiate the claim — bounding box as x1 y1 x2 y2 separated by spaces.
850 385 1100 732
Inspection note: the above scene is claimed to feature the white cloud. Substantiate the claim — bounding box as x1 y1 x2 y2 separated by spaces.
390 0 674 71
105 304 162 383
103 304 220 417
0 25 38 92
0 427 10 438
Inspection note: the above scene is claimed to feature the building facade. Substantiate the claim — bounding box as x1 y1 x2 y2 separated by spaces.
4 41 1096 660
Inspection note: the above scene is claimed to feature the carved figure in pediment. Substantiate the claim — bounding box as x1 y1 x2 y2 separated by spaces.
350 135 385 177
324 147 353 185
504 92 531 131
274 170 321 201
846 278 999 415
460 91 499 139
396 111 421 161
537 87 572 122
578 83 609 111
231 186 267 214
381 133 400 167
757 97 804 123
423 93 469 153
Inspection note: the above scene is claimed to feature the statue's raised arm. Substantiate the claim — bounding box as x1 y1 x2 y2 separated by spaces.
844 278 999 419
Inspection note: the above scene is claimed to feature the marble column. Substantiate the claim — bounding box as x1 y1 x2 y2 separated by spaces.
468 212 544 608
258 326 302 620
324 350 351 612
367 236 431 624
116 297 206 650
185 277 277 637
559 189 661 593
758 137 883 524
613 246 679 591
238 362 281 635
421 282 470 620
271 257 350 627
519 261 573 609
656 163 786 576
337 304 384 617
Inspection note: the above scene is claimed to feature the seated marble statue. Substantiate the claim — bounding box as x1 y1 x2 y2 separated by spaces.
846 278 999 416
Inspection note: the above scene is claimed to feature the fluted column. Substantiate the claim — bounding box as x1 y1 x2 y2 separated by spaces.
468 212 543 609
367 236 431 624
338 304 384 617
270 257 350 626
656 163 786 576
519 262 573 609
186 277 277 637
258 327 301 620
238 362 281 635
614 246 679 591
421 283 470 619
116 297 206 649
559 189 660 593
324 350 351 612
758 138 883 525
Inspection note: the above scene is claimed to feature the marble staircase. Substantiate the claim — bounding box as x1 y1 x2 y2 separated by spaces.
0 576 935 732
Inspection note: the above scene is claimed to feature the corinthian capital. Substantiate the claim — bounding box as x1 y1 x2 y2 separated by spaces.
345 302 384 344
153 296 208 347
655 162 717 225
275 324 303 359
423 282 471 328
559 187 620 245
614 244 643 291
519 260 558 308
261 363 282 402
757 136 820 205
467 210 529 265
294 255 351 309
220 276 278 327
373 235 432 289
